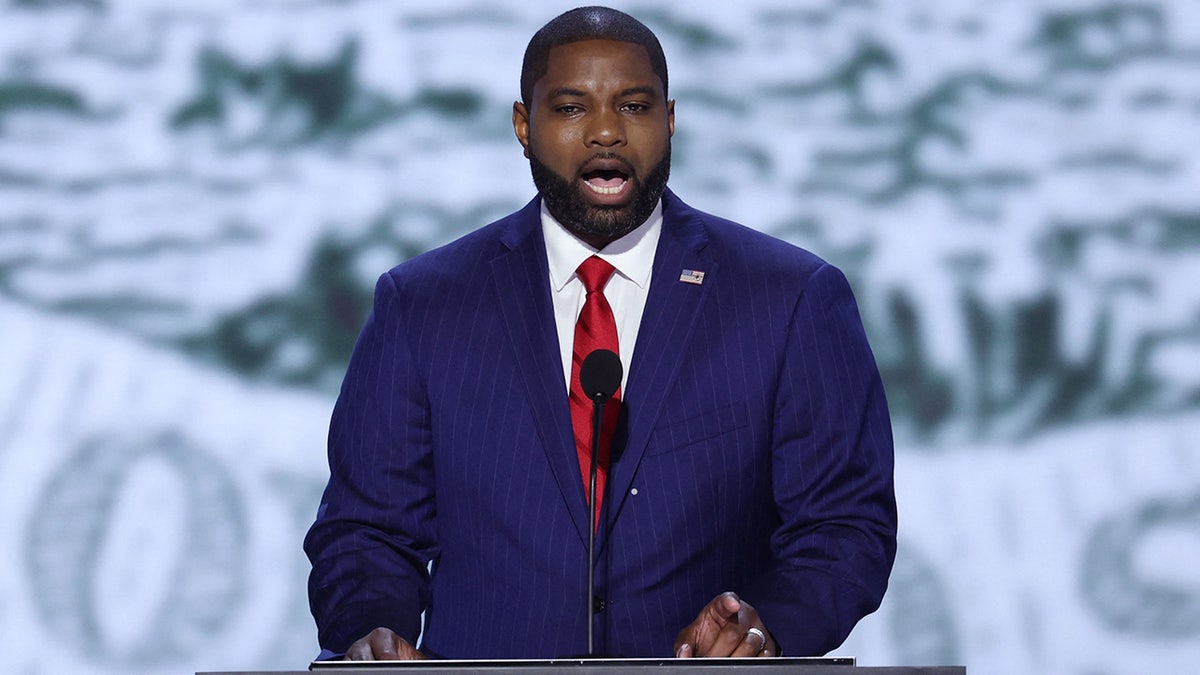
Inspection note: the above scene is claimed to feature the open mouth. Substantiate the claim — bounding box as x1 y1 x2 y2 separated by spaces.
582 168 629 195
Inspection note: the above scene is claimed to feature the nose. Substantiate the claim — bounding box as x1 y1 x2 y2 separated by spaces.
586 108 625 147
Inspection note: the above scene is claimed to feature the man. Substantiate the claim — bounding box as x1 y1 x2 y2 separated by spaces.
304 6 896 661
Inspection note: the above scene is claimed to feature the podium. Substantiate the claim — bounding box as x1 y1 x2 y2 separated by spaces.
199 657 965 674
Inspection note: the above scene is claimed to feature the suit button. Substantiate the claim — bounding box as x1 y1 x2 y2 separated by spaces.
593 596 607 613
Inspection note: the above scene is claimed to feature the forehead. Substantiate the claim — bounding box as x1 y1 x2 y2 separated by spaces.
536 39 662 96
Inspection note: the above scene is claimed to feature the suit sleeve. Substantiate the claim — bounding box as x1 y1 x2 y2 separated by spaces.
741 262 897 655
303 271 438 654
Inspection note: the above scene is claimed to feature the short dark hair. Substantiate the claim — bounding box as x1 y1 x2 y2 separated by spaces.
520 6 668 106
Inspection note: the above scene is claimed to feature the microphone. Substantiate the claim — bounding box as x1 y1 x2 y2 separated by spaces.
580 348 622 403
579 348 621 656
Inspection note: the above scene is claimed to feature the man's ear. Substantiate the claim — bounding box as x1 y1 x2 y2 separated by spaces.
667 98 675 138
512 101 531 158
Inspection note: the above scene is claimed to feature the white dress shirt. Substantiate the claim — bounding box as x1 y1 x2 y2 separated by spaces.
541 200 662 394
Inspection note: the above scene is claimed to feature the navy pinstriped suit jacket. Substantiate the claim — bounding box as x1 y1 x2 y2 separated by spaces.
304 189 897 659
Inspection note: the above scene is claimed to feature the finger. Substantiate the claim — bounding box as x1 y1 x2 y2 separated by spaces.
758 630 777 658
699 620 750 657
368 629 401 660
345 638 374 661
696 597 770 658
672 629 691 658
705 592 741 623
690 593 743 655
398 640 427 660
730 627 767 658
346 630 379 661
675 642 693 658
675 619 711 655
376 631 427 660
718 592 742 616
346 627 413 661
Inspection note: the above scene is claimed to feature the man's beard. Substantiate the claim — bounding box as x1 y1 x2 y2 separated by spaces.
528 146 671 244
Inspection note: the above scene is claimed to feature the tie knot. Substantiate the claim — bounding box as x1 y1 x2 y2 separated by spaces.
576 256 616 294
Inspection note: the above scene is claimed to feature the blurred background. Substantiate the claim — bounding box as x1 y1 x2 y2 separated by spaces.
1 1 1198 673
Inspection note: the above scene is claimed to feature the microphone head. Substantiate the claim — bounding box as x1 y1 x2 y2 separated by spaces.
580 349 622 402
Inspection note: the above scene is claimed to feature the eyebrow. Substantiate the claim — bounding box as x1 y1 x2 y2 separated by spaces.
617 86 659 98
547 87 588 99
546 86 662 99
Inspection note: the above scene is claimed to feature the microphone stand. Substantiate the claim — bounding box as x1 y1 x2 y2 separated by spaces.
587 392 606 657
577 347 620 658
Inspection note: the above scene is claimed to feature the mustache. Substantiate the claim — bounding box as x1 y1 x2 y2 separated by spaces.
577 152 635 176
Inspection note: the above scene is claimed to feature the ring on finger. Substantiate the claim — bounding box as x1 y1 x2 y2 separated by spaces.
745 627 766 650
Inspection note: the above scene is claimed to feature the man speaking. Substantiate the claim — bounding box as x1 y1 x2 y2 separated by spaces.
304 5 897 661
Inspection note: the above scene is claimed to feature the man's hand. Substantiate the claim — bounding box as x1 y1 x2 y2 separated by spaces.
674 592 776 658
345 627 427 660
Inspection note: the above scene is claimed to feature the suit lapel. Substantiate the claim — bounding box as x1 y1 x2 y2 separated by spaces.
490 200 592 546
602 191 716 543
489 192 718 554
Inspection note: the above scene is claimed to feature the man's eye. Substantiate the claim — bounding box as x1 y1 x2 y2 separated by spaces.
557 105 582 114
622 103 648 113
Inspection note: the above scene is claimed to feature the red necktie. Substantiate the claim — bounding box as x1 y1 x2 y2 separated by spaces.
570 256 621 530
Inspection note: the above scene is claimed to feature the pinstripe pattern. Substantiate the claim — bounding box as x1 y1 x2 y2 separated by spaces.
305 189 896 659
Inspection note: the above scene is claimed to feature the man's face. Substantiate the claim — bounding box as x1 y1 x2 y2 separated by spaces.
513 39 675 249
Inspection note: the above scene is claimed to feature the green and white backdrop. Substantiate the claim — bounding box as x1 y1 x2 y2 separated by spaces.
1 1 1198 673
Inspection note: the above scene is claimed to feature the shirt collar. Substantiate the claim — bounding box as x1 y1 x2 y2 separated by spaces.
542 200 662 292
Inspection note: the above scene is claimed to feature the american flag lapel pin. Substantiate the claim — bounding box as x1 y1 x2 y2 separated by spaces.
679 269 705 285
